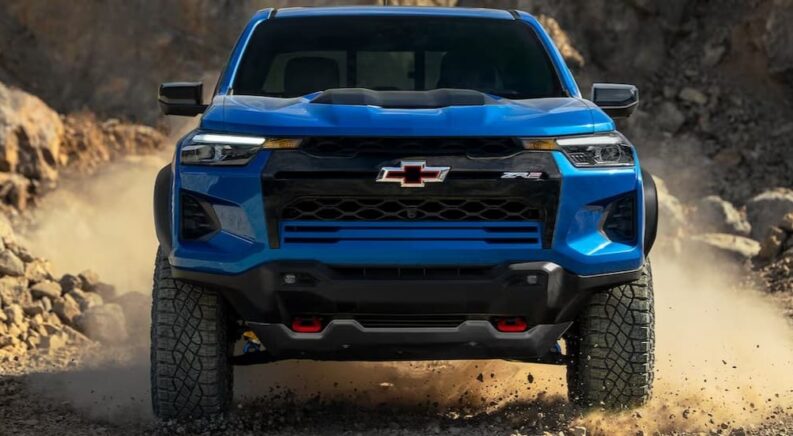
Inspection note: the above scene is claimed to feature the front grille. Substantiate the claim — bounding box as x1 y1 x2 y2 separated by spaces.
330 265 493 280
281 197 542 222
353 315 466 329
300 137 523 158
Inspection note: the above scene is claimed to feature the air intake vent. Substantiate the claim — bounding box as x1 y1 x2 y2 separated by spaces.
180 192 220 240
603 195 635 243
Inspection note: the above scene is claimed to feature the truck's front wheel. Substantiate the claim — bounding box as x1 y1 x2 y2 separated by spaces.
566 262 655 409
150 247 234 419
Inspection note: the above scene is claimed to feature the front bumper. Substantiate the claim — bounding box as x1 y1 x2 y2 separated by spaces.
174 260 641 361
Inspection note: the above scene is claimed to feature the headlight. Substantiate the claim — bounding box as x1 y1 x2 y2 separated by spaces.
521 133 634 168
181 134 302 165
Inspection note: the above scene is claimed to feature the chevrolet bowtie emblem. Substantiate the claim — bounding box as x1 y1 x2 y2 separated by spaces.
376 161 450 188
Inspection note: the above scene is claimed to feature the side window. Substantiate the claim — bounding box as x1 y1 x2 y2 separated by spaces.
262 51 346 94
357 51 415 91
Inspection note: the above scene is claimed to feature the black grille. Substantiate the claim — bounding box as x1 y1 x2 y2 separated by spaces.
300 137 523 158
353 315 466 329
281 197 542 222
330 265 493 280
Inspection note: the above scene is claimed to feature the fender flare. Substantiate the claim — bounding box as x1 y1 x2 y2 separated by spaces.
153 164 173 253
642 168 658 255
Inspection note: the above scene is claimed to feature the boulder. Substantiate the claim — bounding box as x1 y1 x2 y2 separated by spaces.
679 87 708 105
3 304 24 326
0 82 64 186
93 282 117 300
766 0 793 78
0 249 25 276
78 269 101 292
75 303 128 343
746 188 793 240
0 276 31 307
52 294 80 325
694 195 751 236
29 280 62 300
757 226 787 260
59 274 81 293
40 332 67 353
68 288 103 311
24 258 53 283
114 291 149 338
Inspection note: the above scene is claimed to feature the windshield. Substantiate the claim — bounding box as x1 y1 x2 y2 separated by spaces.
233 16 564 100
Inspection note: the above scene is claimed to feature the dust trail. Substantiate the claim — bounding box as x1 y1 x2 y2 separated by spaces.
19 154 168 293
577 250 793 434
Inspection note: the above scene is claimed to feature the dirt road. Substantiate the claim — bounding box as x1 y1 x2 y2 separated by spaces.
3 256 793 436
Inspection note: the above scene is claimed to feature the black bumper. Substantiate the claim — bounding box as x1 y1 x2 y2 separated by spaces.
173 261 641 361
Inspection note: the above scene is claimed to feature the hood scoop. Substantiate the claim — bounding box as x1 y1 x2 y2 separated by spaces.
310 88 497 109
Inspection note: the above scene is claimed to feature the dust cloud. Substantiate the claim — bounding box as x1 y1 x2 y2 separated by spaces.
19 154 168 293
14 145 793 432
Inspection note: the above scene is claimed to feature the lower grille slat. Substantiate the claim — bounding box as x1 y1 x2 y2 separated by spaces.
282 197 542 222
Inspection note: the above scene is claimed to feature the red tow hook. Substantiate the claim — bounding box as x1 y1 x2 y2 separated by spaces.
291 316 324 333
494 316 529 333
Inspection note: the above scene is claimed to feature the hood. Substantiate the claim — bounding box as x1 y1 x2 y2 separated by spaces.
200 93 615 137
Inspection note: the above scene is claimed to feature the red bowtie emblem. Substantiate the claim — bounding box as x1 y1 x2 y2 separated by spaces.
376 161 450 188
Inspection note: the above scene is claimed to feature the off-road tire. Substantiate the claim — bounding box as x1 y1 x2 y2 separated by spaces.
150 247 234 419
566 262 655 409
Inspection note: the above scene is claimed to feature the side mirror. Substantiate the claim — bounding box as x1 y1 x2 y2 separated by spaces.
591 83 639 118
159 82 207 116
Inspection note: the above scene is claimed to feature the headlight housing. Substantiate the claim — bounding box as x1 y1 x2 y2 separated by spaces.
181 133 301 165
521 133 635 168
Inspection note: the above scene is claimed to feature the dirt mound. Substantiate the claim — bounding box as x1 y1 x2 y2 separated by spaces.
0 81 164 212
0 211 146 370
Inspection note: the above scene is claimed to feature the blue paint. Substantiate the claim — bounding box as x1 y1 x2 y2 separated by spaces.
169 7 645 278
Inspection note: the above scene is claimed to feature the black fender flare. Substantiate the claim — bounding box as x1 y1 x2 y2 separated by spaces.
642 168 658 255
154 164 173 253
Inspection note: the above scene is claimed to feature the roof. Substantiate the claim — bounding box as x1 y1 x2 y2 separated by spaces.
273 6 515 20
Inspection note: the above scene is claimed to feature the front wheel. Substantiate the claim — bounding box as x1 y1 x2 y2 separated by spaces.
566 262 655 409
150 247 234 419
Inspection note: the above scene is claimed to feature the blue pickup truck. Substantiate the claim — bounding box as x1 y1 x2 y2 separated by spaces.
152 6 657 419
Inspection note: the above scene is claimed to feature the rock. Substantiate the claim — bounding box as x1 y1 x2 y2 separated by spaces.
679 87 708 105
61 324 92 345
75 303 128 343
0 275 31 307
22 304 44 317
93 282 117 300
746 188 793 240
52 294 80 325
779 212 793 232
69 288 103 311
703 43 727 67
694 195 751 236
4 304 24 326
0 309 5 322
570 427 588 436
29 280 62 300
40 332 67 353
0 213 15 243
0 250 25 276
59 274 82 293
78 269 101 292
757 227 787 260
24 258 53 283
766 0 793 78
656 102 686 133
690 233 761 261
0 82 64 186
40 296 52 312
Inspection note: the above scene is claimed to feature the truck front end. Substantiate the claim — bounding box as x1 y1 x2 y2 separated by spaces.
151 7 657 419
